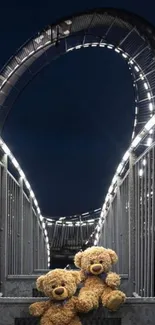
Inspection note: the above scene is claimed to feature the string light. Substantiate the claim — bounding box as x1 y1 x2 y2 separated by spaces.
0 26 153 248
60 42 152 245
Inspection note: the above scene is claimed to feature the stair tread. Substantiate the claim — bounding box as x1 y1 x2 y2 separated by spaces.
15 317 121 325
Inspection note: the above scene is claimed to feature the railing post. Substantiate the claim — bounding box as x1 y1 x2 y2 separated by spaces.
79 216 83 247
116 176 122 274
0 154 8 295
128 152 136 295
29 197 33 274
41 230 44 268
37 220 40 269
19 178 24 274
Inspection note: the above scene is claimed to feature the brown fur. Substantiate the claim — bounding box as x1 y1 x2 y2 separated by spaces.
29 269 83 325
74 246 126 312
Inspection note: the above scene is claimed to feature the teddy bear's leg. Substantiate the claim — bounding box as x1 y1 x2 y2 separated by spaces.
69 316 82 325
101 288 126 312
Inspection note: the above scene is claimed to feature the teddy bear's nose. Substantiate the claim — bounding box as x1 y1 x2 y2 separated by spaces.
54 287 64 295
92 265 102 272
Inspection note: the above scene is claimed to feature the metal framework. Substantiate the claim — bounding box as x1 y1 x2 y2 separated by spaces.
45 210 99 269
46 208 100 249
0 8 155 137
0 8 155 297
98 142 155 297
0 138 49 293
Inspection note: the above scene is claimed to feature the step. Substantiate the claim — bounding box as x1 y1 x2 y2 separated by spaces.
3 274 129 297
0 297 155 325
15 316 121 324
4 275 42 297
32 288 45 297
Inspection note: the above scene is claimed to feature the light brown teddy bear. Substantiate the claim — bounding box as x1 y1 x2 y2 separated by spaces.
29 269 85 325
74 246 126 312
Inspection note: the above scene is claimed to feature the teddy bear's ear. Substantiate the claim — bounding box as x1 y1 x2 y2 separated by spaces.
106 249 118 264
70 271 81 284
36 275 45 292
74 251 83 268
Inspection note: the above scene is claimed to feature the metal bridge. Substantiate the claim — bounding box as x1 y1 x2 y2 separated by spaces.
0 7 155 325
46 209 100 268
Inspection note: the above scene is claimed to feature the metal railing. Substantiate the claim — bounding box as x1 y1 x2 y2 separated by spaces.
98 143 155 297
0 148 48 293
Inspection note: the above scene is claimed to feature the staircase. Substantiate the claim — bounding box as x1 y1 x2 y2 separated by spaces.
0 287 155 324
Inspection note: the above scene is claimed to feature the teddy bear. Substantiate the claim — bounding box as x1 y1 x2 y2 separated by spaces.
29 268 87 325
74 246 126 312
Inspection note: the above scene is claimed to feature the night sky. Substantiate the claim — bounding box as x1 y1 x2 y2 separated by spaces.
1 0 155 216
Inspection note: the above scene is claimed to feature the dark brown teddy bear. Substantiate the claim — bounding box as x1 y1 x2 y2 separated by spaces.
74 246 126 312
29 269 85 325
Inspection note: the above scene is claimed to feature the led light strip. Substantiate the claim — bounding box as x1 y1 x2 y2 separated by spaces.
0 33 154 252
66 40 155 247
138 157 148 177
0 36 152 145
0 23 70 92
0 137 50 267
67 41 154 142
93 114 155 245
47 216 99 227
0 38 51 88
51 208 101 224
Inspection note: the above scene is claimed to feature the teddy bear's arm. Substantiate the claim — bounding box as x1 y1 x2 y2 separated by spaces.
29 301 51 317
73 294 93 313
75 288 100 313
105 272 120 288
79 270 86 282
71 296 89 313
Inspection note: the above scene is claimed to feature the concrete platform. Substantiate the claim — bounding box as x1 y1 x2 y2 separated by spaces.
0 297 155 325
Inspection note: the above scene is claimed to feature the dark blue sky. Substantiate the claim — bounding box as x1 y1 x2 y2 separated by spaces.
1 0 155 216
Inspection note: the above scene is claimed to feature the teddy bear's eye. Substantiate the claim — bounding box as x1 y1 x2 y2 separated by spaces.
52 284 56 289
90 261 94 265
99 260 103 264
61 282 65 287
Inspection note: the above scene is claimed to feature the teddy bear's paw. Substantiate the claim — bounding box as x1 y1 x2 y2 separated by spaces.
105 291 126 312
77 298 94 313
105 273 120 288
29 304 42 316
